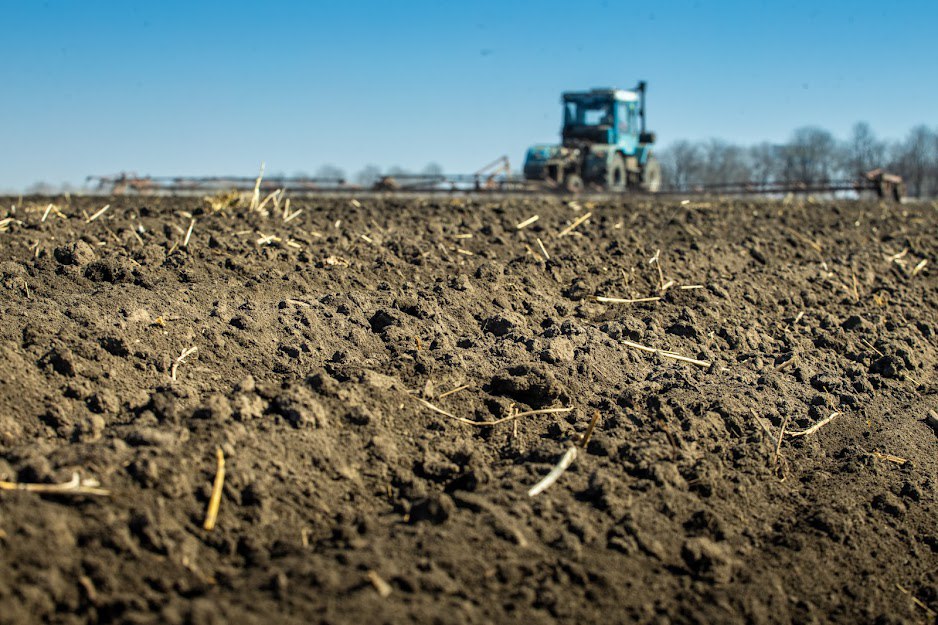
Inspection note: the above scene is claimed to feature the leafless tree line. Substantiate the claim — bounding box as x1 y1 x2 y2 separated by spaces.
351 162 444 186
20 163 447 194
243 162 444 186
658 123 938 197
282 162 445 186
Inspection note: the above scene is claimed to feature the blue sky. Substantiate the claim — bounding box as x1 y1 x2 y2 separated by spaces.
2 0 936 190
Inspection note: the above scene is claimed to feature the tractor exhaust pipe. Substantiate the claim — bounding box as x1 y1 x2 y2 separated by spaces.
636 80 647 135
636 80 655 144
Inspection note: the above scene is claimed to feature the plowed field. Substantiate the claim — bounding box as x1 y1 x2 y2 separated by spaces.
0 194 935 624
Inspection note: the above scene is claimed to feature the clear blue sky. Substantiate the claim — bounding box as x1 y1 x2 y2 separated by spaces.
2 0 936 190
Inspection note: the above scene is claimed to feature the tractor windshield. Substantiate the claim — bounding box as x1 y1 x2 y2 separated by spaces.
564 99 613 127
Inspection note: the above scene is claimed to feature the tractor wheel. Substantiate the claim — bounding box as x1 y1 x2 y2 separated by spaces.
640 157 662 193
565 174 585 194
605 154 627 192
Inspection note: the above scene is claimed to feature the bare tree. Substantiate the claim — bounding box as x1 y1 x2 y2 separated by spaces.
657 122 937 197
26 181 56 194
889 125 937 197
660 140 751 188
700 139 751 185
659 140 703 190
748 142 781 185
781 126 841 184
932 129 938 197
845 122 885 175
355 164 382 187
421 162 444 176
315 164 346 181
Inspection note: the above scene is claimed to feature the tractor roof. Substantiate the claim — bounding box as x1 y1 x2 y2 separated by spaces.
562 88 638 102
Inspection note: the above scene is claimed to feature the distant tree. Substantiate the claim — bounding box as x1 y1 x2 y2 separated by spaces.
781 126 841 184
748 142 781 185
700 139 751 185
845 122 886 175
421 162 444 177
315 164 346 181
387 165 410 176
26 181 56 194
889 125 937 197
656 122 938 197
659 140 703 190
932 129 938 196
355 164 382 186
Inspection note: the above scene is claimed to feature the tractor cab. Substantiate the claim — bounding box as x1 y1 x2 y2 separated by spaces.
524 81 660 193
561 89 639 152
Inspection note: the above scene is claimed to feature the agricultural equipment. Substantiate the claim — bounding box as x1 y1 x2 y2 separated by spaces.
89 158 523 196
373 156 514 191
87 173 349 195
677 169 906 202
523 81 661 193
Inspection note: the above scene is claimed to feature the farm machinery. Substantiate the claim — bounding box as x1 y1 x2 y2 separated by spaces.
87 80 906 201
87 165 905 201
522 81 661 193
680 168 906 202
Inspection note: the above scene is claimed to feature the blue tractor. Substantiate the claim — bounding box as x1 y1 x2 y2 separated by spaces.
523 81 661 193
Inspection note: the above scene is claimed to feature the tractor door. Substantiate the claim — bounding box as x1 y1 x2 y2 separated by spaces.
615 101 638 155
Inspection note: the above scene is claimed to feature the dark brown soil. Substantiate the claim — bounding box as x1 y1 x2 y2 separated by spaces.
0 193 936 625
